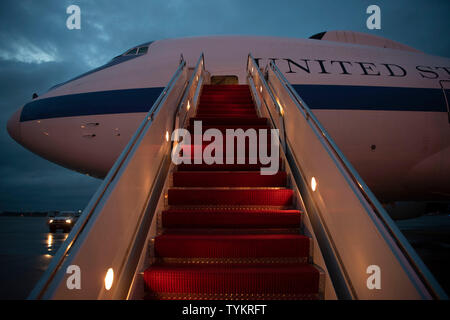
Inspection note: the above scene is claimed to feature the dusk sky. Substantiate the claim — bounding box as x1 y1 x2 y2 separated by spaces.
0 0 449 211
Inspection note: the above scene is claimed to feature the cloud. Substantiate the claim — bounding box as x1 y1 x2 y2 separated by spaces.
0 38 60 64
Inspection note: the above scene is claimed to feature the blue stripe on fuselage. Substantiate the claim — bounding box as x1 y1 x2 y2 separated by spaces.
19 85 447 122
293 84 447 112
20 87 164 122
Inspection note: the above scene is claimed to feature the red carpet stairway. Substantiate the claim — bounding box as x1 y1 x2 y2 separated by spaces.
144 85 322 300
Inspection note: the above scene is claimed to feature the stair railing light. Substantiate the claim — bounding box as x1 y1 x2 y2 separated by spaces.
311 177 317 192
104 268 114 290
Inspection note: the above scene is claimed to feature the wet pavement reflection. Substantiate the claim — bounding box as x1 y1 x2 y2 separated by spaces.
0 214 448 299
0 217 69 299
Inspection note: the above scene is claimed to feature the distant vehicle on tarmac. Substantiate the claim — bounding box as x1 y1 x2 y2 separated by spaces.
47 211 81 233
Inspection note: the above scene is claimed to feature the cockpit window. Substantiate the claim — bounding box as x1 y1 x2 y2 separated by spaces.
123 46 149 57
137 46 148 54
47 41 154 92
125 48 138 55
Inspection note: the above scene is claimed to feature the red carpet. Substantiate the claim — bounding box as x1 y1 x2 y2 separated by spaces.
154 234 311 259
144 84 322 300
161 208 301 229
190 117 268 126
168 188 293 206
144 263 320 300
173 171 286 187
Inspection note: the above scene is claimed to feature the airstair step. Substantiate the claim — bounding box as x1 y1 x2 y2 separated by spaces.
190 117 268 126
154 234 310 259
172 171 286 187
161 208 301 229
167 188 293 206
144 263 320 300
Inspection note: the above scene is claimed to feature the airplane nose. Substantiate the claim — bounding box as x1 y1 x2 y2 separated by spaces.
7 107 23 143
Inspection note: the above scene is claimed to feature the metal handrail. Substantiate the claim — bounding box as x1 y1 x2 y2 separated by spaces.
249 53 446 299
176 53 205 126
248 54 355 298
268 60 447 299
267 60 383 212
28 55 187 299
248 54 355 297
246 55 288 151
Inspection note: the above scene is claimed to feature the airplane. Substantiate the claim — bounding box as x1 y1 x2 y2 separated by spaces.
7 31 450 220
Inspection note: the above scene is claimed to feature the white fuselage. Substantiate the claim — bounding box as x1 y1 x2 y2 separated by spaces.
7 36 450 202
